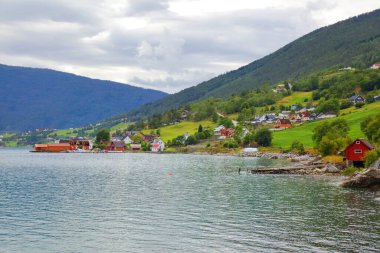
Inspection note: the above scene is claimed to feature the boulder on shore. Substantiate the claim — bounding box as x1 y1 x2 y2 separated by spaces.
323 164 340 173
341 159 380 188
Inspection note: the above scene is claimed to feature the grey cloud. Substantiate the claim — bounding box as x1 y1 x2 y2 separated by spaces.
126 0 169 15
0 0 374 93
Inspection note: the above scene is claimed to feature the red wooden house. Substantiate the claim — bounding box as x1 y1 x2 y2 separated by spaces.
220 128 235 138
143 134 156 142
344 138 374 167
276 119 292 128
106 141 125 151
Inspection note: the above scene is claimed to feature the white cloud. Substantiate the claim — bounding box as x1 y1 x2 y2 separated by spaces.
0 0 378 93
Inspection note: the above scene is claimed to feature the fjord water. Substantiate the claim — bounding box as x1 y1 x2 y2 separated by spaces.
0 149 379 252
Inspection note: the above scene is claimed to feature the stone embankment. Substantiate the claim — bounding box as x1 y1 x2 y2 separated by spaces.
341 159 380 188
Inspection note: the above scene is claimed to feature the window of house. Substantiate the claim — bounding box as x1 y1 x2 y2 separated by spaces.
354 149 362 154
355 141 361 144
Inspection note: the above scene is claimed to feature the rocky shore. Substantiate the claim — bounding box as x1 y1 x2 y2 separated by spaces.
341 159 380 189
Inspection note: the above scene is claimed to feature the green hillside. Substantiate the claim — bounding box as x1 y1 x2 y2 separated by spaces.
272 101 380 149
121 9 380 122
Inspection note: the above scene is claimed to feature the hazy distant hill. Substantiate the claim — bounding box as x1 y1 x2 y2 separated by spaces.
0 64 167 131
124 9 380 121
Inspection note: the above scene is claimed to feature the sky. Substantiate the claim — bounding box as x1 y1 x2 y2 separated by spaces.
0 0 379 93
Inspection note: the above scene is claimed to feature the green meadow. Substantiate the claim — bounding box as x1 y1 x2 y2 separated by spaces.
272 102 380 149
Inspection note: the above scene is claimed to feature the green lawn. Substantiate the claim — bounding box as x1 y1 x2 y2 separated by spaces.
142 120 217 142
110 122 130 132
272 102 380 149
276 92 313 106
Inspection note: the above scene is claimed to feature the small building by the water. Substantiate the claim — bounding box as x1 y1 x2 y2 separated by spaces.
106 141 125 151
34 143 72 152
344 138 374 167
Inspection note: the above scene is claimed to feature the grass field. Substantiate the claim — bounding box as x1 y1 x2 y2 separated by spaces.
276 92 313 106
142 120 217 142
110 122 130 132
272 102 380 149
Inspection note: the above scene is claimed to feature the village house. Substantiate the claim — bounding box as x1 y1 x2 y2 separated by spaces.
214 125 226 135
151 138 165 152
276 119 292 129
251 114 277 125
106 141 125 152
348 95 365 104
130 144 142 151
370 63 380 69
59 138 92 150
219 128 235 139
123 135 133 144
344 138 374 167
317 112 337 119
34 143 72 152
143 134 156 142
374 95 380 102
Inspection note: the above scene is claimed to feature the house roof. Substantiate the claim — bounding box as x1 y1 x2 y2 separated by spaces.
112 141 125 148
348 95 364 100
35 144 48 148
345 138 374 151
279 119 291 124
47 143 71 147
152 143 160 148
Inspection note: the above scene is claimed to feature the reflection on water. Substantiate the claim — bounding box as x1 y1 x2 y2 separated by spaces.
0 149 379 252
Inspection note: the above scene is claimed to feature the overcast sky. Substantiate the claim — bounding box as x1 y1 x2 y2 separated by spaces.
0 0 379 93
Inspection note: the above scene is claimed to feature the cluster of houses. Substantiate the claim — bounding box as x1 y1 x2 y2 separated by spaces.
33 131 165 153
249 106 337 130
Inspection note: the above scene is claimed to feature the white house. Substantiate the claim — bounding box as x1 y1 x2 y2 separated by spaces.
370 63 380 69
214 125 225 135
151 138 165 152
123 136 133 144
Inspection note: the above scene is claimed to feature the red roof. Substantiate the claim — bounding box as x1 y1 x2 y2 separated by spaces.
152 143 160 148
34 144 48 148
345 138 374 151
47 143 71 147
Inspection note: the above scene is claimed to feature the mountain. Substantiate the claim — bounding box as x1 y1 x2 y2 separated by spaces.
124 9 380 121
0 64 167 131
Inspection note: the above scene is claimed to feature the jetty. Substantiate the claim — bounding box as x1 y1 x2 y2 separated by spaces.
251 163 326 174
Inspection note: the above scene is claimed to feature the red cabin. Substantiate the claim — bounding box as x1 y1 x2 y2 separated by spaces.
276 119 292 128
106 141 125 151
344 138 374 167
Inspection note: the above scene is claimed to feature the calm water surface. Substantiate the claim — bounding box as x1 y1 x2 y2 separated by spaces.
0 149 379 252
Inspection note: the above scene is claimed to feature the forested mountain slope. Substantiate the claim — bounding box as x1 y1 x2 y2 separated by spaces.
0 64 167 131
124 9 380 121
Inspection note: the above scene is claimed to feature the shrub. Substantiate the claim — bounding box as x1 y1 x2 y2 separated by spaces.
341 167 364 176
340 100 353 109
355 102 365 108
290 140 305 155
255 128 272 147
364 149 380 168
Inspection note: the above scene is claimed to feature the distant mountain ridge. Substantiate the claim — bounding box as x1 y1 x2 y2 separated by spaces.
0 64 167 131
122 8 380 121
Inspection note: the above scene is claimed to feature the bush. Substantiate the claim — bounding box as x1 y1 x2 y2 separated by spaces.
223 141 239 149
255 128 272 147
364 149 380 167
340 100 353 109
341 167 364 176
290 140 305 155
355 102 365 108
